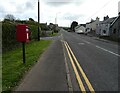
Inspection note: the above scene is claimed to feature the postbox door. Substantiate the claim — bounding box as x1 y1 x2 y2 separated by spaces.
16 24 29 42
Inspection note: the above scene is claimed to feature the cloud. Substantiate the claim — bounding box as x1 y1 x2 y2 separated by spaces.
62 13 84 21
0 5 5 13
43 0 84 7
118 1 120 13
25 1 35 9
43 0 73 2
45 2 71 7
0 6 6 20
15 1 36 15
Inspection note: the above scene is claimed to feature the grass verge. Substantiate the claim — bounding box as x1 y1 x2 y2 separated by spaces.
49 32 58 37
2 40 52 92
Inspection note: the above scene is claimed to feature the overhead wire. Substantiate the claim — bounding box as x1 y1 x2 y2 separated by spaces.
84 0 114 22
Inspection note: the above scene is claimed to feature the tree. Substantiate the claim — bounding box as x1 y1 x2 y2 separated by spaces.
4 14 15 21
29 18 34 21
70 21 78 32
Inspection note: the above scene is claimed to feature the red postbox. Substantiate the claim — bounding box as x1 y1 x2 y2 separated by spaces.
16 24 30 42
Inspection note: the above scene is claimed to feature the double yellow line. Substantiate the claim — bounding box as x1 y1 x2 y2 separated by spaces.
63 41 95 93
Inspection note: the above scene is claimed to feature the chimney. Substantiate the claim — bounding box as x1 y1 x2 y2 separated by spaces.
119 12 120 16
104 15 109 20
96 17 99 21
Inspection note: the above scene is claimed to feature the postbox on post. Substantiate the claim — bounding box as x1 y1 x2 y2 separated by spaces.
16 24 30 42
16 24 30 63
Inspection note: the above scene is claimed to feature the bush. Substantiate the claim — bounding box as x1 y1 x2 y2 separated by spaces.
2 22 20 52
2 21 41 52
29 25 39 40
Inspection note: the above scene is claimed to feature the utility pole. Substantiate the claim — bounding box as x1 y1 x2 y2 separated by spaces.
38 0 40 41
55 17 57 24
55 12 61 24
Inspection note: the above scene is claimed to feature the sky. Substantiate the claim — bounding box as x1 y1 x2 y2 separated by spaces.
0 0 119 27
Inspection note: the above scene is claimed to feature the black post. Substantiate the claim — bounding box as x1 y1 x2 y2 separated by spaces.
22 42 25 63
38 0 40 41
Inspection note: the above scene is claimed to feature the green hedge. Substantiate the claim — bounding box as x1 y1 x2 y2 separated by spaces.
29 25 39 40
2 22 41 53
2 22 20 52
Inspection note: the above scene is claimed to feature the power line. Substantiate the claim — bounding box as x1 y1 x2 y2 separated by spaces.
84 0 114 22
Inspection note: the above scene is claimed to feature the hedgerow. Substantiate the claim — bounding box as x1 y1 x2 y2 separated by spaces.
2 21 41 53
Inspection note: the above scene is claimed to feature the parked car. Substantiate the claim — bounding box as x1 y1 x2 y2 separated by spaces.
75 30 84 34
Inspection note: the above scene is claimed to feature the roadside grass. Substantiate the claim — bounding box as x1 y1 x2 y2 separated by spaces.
49 32 58 37
2 40 52 92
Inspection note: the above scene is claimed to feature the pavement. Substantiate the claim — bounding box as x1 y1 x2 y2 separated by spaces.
15 36 69 91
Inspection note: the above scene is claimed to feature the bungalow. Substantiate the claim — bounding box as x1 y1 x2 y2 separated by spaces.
75 24 86 33
96 16 116 36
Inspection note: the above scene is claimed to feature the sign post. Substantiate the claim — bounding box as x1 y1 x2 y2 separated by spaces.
38 0 40 41
22 42 25 63
16 24 30 63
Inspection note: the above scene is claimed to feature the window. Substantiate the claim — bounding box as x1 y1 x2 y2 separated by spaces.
103 30 106 34
113 29 116 34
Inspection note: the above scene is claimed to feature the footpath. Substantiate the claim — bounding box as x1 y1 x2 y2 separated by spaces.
15 38 69 91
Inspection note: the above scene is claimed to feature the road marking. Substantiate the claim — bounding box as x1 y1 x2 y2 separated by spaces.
64 41 86 93
76 36 119 57
78 43 85 45
65 41 95 93
77 38 91 44
95 45 120 57
83 40 91 44
61 40 73 92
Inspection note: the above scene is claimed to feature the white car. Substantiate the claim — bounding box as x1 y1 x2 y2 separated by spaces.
75 30 84 34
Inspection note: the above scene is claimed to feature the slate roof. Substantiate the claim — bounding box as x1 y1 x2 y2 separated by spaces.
80 24 86 27
75 24 86 29
110 15 120 27
100 17 116 24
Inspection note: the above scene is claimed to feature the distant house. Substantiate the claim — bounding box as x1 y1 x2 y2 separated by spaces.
54 24 59 32
48 23 59 32
96 15 116 36
90 17 99 31
48 23 54 30
86 17 99 35
86 22 91 33
40 23 48 30
75 24 86 33
109 14 120 39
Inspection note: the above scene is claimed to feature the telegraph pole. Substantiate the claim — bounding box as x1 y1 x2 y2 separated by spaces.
38 0 40 41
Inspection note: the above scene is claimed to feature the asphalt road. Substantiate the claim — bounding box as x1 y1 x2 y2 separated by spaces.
60 29 119 92
15 29 119 92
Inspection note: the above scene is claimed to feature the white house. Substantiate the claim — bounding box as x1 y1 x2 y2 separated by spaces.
86 22 91 33
86 17 99 35
75 24 86 33
96 16 116 36
91 17 99 31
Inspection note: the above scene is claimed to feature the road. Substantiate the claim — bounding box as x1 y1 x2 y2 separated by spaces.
15 29 119 92
60 29 118 92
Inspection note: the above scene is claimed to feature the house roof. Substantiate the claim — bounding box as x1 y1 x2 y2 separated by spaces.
75 25 81 29
75 24 86 29
86 19 96 24
100 17 116 24
80 24 86 27
110 15 120 27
